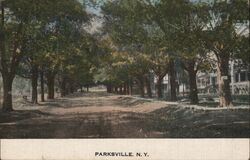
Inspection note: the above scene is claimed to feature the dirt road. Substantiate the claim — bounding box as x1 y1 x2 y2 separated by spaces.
0 92 249 138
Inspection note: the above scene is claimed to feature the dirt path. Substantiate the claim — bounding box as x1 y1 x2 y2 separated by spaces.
0 92 249 138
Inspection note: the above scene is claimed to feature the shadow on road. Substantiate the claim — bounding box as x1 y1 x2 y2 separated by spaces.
0 91 249 138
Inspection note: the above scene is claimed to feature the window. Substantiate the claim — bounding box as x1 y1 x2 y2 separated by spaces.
240 72 246 82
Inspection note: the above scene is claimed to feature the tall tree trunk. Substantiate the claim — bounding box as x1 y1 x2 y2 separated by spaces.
40 71 45 102
47 71 55 99
86 85 89 92
217 56 232 107
123 83 127 95
31 65 38 104
145 75 152 98
169 59 177 101
129 79 133 95
106 83 112 93
60 76 67 97
0 3 14 112
156 76 163 98
119 85 123 94
69 82 74 94
137 77 145 97
2 75 14 112
188 69 198 104
126 82 130 95
114 86 118 93
0 2 21 111
124 83 127 95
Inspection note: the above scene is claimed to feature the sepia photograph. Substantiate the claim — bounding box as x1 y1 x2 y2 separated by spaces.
0 0 249 159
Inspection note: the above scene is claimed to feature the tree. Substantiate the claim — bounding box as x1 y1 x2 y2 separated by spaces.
101 0 174 98
204 0 249 107
0 0 89 111
59 34 96 96
18 22 45 104
173 2 210 104
101 0 153 97
41 1 88 99
0 0 36 111
137 0 188 101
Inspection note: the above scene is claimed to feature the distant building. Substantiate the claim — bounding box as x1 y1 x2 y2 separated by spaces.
152 60 249 97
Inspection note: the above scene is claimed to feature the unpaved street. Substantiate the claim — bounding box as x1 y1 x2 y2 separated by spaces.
0 92 249 138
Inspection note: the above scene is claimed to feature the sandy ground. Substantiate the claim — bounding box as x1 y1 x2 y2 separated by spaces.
0 91 249 138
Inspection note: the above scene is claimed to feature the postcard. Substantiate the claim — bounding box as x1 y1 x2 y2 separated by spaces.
0 0 249 159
